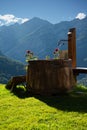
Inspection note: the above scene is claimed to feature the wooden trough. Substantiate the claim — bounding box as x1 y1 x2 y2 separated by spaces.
26 59 74 95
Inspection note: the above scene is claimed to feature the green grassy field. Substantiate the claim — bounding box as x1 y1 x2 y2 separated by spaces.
0 84 87 130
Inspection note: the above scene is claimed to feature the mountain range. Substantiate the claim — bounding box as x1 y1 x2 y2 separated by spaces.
0 17 87 83
0 17 87 67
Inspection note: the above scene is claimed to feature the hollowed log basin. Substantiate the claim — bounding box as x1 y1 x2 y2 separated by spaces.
26 59 74 95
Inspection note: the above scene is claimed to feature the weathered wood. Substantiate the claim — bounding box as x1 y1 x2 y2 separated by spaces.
68 28 76 68
68 28 87 76
73 67 87 75
6 75 26 91
26 59 74 95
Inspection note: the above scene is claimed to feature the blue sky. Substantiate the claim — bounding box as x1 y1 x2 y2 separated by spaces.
0 0 87 25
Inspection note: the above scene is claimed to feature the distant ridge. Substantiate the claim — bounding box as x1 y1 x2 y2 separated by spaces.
0 17 87 68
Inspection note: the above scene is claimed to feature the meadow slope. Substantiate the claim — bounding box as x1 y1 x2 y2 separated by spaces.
0 84 87 130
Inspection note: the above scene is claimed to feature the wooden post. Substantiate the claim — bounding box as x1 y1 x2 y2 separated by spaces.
68 28 76 68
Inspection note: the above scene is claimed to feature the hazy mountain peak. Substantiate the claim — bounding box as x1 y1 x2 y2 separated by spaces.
23 17 53 26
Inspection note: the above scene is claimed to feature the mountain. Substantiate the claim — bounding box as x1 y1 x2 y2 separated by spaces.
0 50 25 83
0 17 87 68
0 17 58 62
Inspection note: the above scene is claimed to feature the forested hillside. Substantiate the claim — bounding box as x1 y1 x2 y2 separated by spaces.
0 51 25 83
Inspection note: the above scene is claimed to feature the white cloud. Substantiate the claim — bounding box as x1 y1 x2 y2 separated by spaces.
75 13 86 20
0 14 29 26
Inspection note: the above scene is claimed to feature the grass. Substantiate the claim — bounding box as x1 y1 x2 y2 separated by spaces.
0 84 87 130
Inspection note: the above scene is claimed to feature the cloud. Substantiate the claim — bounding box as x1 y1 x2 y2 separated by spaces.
75 13 86 20
0 14 29 26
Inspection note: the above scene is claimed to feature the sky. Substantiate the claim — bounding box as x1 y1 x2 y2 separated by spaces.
0 0 87 26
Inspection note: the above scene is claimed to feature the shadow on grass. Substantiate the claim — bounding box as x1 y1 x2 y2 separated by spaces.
8 86 87 113
35 93 87 113
5 85 32 98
